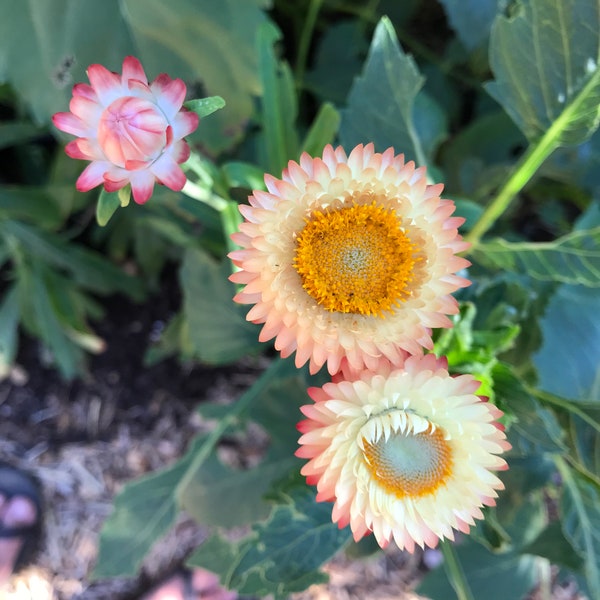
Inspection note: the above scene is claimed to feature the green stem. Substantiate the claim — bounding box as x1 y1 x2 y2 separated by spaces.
295 0 323 91
440 540 475 600
465 134 559 247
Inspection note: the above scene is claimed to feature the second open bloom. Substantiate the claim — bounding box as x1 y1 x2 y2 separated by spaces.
230 144 470 375
296 355 510 552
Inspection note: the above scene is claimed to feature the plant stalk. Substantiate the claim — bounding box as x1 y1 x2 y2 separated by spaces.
440 540 475 600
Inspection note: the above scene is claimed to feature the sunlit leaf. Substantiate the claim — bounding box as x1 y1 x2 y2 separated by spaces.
472 227 600 287
184 95 226 119
340 16 431 166
486 0 600 144
96 189 121 227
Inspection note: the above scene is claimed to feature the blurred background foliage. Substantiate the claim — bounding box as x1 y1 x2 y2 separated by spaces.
1 0 599 598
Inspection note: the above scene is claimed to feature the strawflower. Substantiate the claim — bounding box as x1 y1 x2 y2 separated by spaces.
296 354 510 552
230 144 470 375
52 56 199 204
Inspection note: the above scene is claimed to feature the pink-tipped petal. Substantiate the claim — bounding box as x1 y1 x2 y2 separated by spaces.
76 161 109 191
151 154 186 191
121 56 148 85
129 170 156 204
87 63 122 104
153 77 186 118
52 112 88 137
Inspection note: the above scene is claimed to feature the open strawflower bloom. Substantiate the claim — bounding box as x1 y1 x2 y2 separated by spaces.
230 143 471 375
52 56 199 204
296 354 510 552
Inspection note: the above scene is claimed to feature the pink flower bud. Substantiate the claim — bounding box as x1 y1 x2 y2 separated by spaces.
53 56 199 204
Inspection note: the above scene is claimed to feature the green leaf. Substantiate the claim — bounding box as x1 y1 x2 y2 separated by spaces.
184 96 226 119
0 286 20 378
418 538 539 600
0 220 145 300
93 436 204 579
339 16 430 166
96 189 121 227
300 102 341 157
27 263 84 379
486 0 600 145
0 122 45 150
472 227 600 286
493 363 565 455
522 520 584 571
0 185 65 229
439 0 506 50
179 361 308 527
187 484 351 598
179 247 260 364
306 21 368 105
257 21 299 174
557 459 600 593
534 284 600 403
0 0 268 154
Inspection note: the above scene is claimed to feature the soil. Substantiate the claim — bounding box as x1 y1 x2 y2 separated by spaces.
0 280 588 600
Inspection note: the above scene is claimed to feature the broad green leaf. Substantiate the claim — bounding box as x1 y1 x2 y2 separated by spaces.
418 538 539 600
492 363 565 455
0 185 65 229
472 227 600 287
522 520 584 571
179 361 307 527
96 189 121 227
301 102 340 157
93 436 204 579
184 95 226 119
0 0 268 154
306 21 368 105
122 0 269 153
27 263 84 379
557 459 600 593
0 122 45 150
179 247 260 364
256 21 299 174
0 220 145 300
188 484 351 599
534 284 600 403
571 411 600 477
0 286 20 378
439 0 507 50
222 161 266 191
486 0 600 145
339 17 430 166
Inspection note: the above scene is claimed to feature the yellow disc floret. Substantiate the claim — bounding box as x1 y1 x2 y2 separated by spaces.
362 425 453 499
294 201 416 316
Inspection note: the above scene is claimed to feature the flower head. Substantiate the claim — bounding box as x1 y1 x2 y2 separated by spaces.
52 56 199 204
296 354 510 552
230 144 470 375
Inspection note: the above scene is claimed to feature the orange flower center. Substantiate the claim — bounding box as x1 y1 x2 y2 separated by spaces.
362 425 453 499
293 202 416 316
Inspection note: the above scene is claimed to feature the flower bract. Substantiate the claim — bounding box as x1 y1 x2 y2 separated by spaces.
52 56 199 204
230 144 470 375
296 354 510 551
